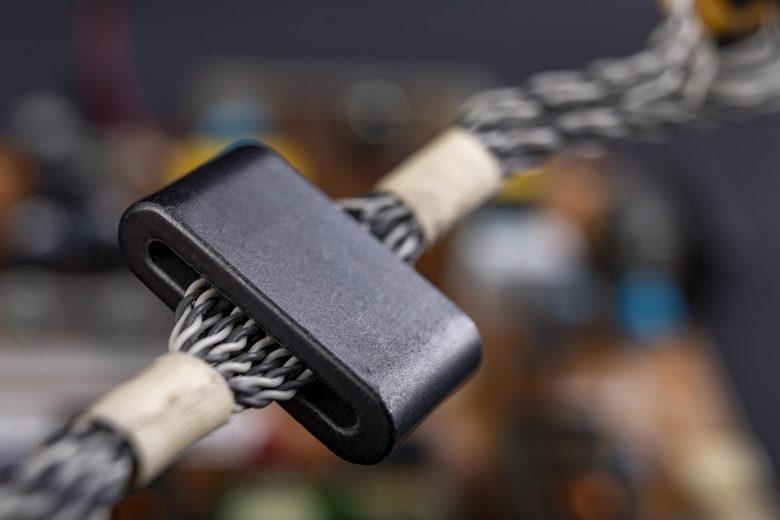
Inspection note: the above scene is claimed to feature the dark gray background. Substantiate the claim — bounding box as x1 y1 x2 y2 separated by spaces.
0 0 660 119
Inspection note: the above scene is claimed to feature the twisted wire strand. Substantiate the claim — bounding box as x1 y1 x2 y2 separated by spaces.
337 1 728 262
339 192 425 263
0 422 134 520
338 3 780 265
168 277 315 411
459 0 780 175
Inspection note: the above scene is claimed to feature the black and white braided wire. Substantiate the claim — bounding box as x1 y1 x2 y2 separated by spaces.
0 422 134 520
460 0 780 175
338 1 780 262
339 192 425 264
168 277 316 410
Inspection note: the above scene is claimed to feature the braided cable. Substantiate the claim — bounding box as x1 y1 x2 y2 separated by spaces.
460 0 780 175
0 422 134 520
459 0 715 173
332 4 720 261
168 277 316 411
338 2 780 264
338 192 425 263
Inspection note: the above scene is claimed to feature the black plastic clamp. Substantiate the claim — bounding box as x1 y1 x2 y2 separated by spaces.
118 143 481 464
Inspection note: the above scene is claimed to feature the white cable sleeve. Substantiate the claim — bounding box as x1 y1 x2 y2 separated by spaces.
376 127 503 244
81 352 235 486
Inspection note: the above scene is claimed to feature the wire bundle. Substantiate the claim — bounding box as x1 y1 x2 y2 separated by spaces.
460 0 780 175
0 422 134 520
338 192 425 263
169 277 315 411
460 0 716 174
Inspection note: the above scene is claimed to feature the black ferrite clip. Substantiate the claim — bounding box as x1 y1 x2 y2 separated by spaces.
118 143 482 464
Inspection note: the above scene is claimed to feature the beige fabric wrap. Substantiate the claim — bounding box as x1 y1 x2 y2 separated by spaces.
82 352 234 486
376 127 503 244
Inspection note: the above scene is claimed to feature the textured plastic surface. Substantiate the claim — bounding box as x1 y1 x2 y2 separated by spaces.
118 143 482 464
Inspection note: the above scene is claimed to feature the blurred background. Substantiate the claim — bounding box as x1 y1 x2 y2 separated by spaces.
2 0 780 518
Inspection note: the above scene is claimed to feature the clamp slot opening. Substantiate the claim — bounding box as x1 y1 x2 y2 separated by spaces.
148 240 200 294
295 379 359 431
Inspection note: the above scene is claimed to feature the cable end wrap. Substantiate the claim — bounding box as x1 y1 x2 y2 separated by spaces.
81 352 235 486
376 127 503 245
